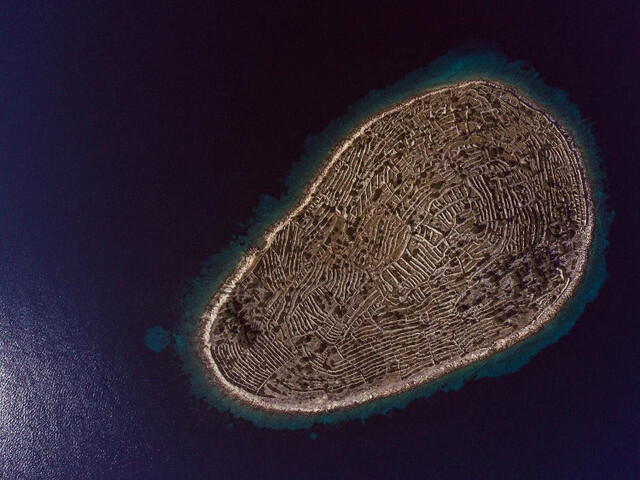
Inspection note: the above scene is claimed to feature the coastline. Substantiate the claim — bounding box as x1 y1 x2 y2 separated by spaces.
196 78 595 418
174 50 611 429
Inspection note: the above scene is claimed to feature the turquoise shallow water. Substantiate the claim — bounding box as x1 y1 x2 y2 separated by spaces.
144 326 172 353
163 49 611 430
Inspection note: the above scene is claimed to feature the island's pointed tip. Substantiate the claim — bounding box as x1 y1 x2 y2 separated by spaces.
144 325 172 353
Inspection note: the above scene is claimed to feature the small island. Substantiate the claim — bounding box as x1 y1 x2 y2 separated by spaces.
193 78 596 424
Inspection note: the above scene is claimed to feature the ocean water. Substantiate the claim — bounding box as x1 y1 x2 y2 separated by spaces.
1 1 637 479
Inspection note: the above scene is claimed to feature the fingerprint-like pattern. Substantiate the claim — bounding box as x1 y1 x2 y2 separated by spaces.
206 80 591 404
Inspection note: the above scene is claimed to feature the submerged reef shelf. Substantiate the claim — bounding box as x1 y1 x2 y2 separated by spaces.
172 50 611 430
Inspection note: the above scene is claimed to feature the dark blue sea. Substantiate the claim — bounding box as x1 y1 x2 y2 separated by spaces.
1 1 638 478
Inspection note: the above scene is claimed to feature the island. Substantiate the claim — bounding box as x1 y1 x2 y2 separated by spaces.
192 78 596 425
